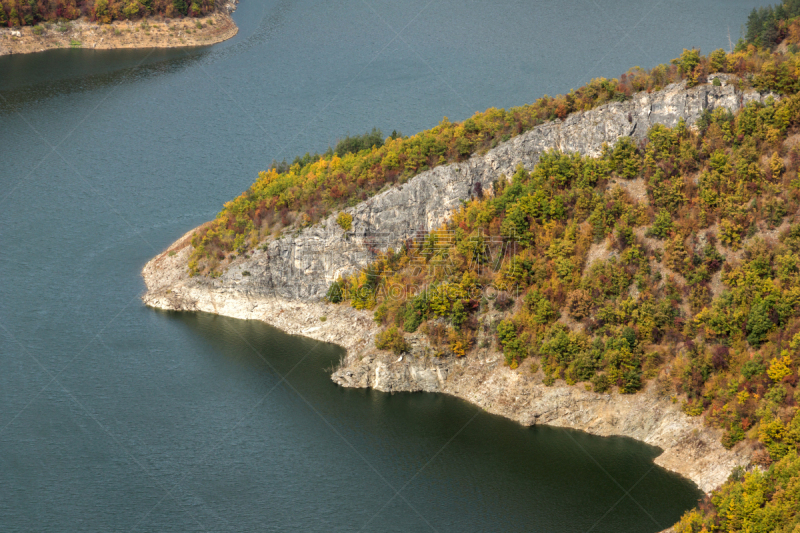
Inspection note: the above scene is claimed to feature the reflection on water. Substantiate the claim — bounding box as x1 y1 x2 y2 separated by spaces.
162 310 702 533
0 48 209 110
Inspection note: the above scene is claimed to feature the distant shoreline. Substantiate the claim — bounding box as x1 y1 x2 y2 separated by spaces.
0 9 238 56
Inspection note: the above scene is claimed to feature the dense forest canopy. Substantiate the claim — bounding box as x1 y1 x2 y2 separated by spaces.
745 0 800 48
0 0 216 26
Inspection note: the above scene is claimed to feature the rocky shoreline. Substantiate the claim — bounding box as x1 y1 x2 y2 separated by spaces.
0 8 237 56
142 250 753 493
331 339 756 494
142 78 775 495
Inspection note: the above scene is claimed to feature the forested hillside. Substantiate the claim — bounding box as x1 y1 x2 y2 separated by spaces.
745 0 800 48
0 0 216 27
675 450 800 532
180 1 800 530
186 44 796 278
331 88 800 445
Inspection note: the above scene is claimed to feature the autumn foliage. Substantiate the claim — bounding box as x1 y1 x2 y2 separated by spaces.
0 0 216 26
186 42 800 278
179 1 800 530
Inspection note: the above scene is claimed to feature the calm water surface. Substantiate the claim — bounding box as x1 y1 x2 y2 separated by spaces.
1 0 761 530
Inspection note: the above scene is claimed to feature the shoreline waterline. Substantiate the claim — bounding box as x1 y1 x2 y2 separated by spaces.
0 10 237 56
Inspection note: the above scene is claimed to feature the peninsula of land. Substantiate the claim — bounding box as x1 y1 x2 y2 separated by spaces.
141 5 800 524
0 7 236 56
142 77 772 494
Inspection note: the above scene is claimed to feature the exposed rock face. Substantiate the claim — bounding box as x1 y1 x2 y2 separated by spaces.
142 78 773 494
144 78 772 306
142 229 377 354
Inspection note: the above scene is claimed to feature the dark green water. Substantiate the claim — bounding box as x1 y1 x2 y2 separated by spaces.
1 0 762 530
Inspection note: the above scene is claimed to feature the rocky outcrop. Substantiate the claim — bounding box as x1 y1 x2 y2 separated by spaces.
142 78 773 494
142 228 377 354
144 76 774 309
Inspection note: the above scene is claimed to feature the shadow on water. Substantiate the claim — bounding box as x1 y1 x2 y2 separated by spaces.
164 309 703 533
0 0 293 109
0 46 210 109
